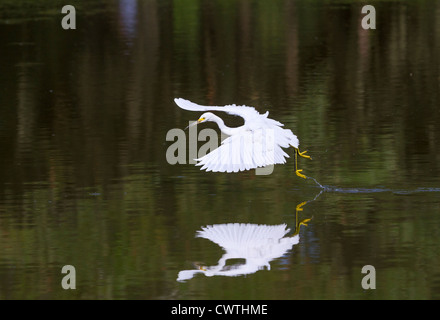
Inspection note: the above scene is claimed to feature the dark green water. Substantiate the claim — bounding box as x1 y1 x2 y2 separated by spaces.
0 0 439 299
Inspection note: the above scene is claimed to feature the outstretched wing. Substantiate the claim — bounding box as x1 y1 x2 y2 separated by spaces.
197 223 291 249
195 128 289 173
175 98 262 122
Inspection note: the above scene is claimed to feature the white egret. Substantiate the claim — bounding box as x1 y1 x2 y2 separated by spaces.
174 98 311 178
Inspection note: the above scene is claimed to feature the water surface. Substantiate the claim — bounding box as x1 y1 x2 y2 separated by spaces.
0 0 439 300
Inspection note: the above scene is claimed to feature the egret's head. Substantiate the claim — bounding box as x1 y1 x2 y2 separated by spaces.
185 112 215 130
197 112 215 124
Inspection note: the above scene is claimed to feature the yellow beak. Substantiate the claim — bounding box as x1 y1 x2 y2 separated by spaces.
185 117 205 130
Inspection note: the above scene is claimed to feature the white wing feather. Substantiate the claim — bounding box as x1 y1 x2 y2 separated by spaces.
196 223 299 260
174 98 262 123
196 129 289 172
197 223 292 249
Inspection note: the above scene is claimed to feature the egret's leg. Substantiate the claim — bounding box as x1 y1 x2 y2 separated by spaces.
293 201 312 236
294 147 307 179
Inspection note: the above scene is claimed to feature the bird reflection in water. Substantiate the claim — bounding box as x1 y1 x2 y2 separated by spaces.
177 201 313 282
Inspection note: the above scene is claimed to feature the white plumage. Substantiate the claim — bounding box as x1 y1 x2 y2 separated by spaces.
177 223 299 281
197 223 297 260
174 98 311 177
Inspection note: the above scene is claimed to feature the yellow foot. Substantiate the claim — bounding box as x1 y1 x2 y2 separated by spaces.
294 217 313 236
296 201 308 212
296 169 307 179
298 219 312 231
299 218 312 228
298 150 312 160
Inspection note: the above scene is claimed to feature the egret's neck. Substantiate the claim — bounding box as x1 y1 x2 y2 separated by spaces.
210 114 241 136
